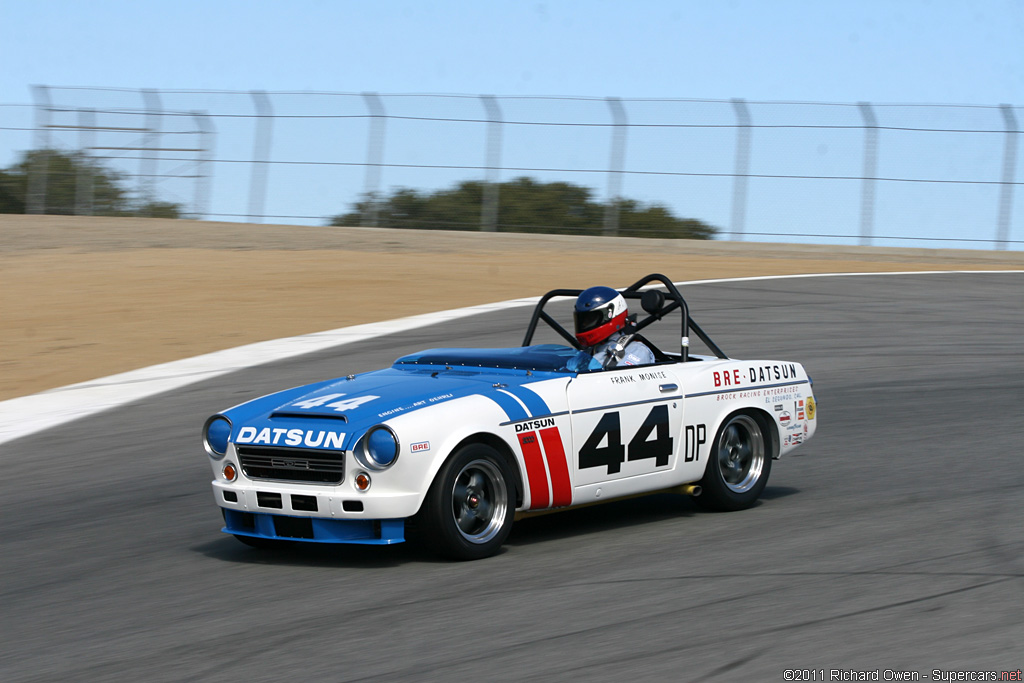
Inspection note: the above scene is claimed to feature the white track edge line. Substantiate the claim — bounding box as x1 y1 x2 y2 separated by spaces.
1 269 1020 445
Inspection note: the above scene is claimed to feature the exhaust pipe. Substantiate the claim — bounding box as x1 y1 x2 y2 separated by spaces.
679 484 702 497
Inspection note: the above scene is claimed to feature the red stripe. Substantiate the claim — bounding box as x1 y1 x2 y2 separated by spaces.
518 431 549 509
539 426 572 508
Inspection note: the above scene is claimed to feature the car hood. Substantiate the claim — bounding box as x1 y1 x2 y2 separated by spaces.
222 346 576 451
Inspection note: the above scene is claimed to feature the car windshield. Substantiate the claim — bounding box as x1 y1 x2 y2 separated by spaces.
394 344 580 374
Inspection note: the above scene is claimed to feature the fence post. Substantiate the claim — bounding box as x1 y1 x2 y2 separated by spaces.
27 85 52 215
361 92 387 227
604 97 627 237
857 102 879 247
996 104 1019 250
479 95 503 232
730 98 752 241
139 89 162 215
75 108 96 216
192 111 214 220
248 90 273 223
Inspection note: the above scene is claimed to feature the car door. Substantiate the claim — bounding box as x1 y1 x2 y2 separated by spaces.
566 364 684 501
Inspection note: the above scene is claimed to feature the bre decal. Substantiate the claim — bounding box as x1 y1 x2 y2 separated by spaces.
714 363 798 388
713 370 742 387
410 441 430 453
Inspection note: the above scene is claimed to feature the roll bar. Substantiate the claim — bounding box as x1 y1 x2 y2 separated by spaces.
521 273 728 362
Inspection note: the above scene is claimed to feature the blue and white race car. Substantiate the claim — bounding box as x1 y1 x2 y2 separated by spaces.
202 274 817 560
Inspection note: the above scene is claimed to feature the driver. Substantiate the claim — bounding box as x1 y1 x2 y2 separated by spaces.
569 286 655 371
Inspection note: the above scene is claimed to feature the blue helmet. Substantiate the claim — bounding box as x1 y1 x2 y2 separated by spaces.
574 286 628 346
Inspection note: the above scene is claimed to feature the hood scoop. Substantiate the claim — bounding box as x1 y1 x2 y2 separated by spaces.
270 411 349 422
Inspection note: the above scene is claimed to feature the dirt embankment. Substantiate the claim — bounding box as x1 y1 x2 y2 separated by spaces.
2 215 1021 401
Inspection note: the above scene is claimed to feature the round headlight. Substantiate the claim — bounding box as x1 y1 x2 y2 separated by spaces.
203 415 232 459
364 426 399 469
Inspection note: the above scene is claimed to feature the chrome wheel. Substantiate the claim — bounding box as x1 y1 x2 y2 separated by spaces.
715 414 765 494
450 458 509 544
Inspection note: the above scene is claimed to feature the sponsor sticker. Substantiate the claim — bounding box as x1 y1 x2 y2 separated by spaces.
410 441 430 453
784 432 805 447
806 396 816 420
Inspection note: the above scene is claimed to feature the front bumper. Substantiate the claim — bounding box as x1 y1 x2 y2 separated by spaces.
223 509 404 545
212 478 423 518
212 478 420 545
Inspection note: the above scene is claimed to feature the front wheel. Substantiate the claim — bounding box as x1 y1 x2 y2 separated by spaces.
696 413 771 511
418 444 516 560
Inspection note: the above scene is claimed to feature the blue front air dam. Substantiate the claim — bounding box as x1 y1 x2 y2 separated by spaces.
223 509 405 545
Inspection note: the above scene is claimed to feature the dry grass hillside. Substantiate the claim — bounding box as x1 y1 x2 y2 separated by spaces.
2 214 1021 401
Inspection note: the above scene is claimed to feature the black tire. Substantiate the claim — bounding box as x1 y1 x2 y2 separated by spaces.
418 443 516 561
696 412 772 511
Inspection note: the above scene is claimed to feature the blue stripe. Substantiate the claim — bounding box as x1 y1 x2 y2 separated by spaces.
484 390 529 422
504 383 550 418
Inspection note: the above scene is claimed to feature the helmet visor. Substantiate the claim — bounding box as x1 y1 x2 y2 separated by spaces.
574 306 612 335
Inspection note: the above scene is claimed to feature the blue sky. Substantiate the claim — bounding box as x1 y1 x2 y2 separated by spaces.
3 1 1021 102
2 0 1022 248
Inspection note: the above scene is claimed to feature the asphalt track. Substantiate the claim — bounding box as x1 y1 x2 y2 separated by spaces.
2 272 1022 682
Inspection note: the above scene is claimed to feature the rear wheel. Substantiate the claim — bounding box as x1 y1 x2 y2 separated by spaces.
696 413 771 511
418 443 515 560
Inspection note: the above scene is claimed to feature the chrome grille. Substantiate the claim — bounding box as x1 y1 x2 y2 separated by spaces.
237 446 345 484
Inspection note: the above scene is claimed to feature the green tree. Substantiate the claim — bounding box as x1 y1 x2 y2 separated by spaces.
0 169 24 213
330 177 716 239
0 149 182 218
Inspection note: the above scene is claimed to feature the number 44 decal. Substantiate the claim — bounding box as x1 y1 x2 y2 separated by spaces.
579 405 672 474
291 393 379 412
579 405 706 475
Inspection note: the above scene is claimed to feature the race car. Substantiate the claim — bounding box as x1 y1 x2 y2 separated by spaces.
202 274 817 560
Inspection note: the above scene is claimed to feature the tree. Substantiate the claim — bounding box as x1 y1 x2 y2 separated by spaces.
0 169 24 213
0 149 182 218
329 177 717 240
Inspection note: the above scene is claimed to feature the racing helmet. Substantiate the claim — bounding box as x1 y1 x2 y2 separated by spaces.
574 286 628 346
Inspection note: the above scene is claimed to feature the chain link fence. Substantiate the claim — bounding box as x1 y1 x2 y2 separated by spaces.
1 86 1020 249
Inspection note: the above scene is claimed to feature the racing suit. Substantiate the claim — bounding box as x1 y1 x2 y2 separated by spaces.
569 331 655 372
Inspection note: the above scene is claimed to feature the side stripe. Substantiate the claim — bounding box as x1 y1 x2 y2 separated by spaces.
539 426 572 507
485 390 529 422
505 383 550 418
518 431 549 509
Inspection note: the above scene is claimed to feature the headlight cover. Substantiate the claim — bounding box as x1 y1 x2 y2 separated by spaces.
362 425 400 470
203 415 232 459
